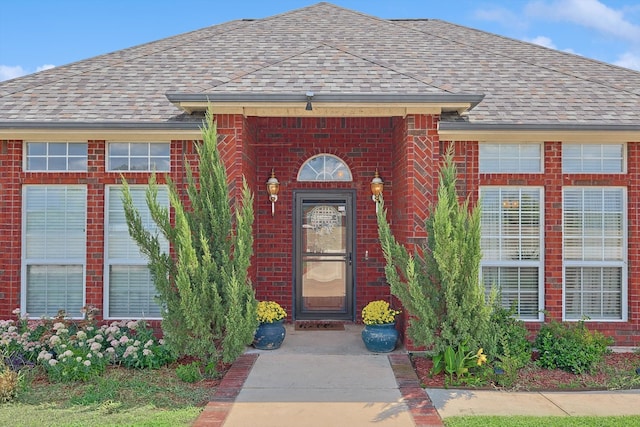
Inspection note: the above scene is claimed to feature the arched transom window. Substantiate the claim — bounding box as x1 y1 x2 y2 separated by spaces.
297 154 352 182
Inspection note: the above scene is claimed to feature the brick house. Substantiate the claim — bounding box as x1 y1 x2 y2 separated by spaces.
1 3 639 346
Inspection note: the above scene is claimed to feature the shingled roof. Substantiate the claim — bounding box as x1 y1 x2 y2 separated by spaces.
1 2 639 127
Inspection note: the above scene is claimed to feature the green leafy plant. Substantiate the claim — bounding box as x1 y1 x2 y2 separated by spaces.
175 362 202 383
485 301 532 369
361 300 401 325
377 144 491 355
122 107 257 368
534 319 613 374
432 341 488 383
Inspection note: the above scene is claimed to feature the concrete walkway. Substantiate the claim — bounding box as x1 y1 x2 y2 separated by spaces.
194 324 441 426
194 324 640 426
428 388 640 418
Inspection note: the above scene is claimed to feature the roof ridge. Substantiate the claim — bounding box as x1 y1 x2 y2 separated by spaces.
394 19 640 97
319 41 457 94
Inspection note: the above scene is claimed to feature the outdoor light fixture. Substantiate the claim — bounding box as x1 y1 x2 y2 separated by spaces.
266 169 280 216
305 91 314 111
370 169 384 212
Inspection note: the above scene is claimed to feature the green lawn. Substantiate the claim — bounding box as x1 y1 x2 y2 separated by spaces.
2 366 212 427
445 416 640 427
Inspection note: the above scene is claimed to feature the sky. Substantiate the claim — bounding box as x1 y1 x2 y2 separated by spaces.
1 0 640 82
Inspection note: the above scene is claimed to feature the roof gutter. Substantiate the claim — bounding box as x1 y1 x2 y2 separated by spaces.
438 121 640 143
0 121 203 130
0 121 203 142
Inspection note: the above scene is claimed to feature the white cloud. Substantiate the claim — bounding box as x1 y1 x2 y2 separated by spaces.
0 65 27 81
526 0 640 43
529 35 556 49
0 64 56 82
36 64 55 72
614 52 640 70
474 6 528 30
527 36 579 55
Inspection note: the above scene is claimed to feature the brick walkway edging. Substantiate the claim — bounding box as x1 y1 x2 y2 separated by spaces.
388 353 444 427
193 352 443 427
193 353 258 427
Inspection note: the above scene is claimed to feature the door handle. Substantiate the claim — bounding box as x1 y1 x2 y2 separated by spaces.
348 252 352 265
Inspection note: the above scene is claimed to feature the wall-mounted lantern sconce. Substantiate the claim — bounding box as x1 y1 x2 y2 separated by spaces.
305 91 314 111
370 169 384 212
266 169 280 216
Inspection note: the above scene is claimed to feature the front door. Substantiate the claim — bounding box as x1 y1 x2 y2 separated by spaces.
294 191 355 320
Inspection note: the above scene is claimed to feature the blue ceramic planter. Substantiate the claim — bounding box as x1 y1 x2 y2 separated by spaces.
253 320 286 350
361 323 398 353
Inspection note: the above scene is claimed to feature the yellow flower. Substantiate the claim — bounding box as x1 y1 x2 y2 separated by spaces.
361 300 401 325
476 348 487 366
256 301 287 323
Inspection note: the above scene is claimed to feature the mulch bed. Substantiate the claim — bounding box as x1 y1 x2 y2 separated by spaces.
411 351 640 391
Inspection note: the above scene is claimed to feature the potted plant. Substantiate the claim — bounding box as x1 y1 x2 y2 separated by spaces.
253 301 287 350
361 300 401 352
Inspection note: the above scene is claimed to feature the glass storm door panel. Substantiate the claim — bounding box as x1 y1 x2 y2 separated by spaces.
294 192 354 320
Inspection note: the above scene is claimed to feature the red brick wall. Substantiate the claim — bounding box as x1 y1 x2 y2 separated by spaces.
471 140 640 346
0 141 23 314
2 121 638 346
251 117 400 319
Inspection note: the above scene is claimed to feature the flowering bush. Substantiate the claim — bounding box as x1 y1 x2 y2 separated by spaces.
0 308 176 383
361 300 401 325
256 301 287 323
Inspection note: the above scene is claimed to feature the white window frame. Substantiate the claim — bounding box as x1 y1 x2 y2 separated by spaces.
107 142 170 172
21 185 87 318
479 143 543 174
24 142 88 172
104 185 168 319
480 186 544 321
297 154 353 181
562 187 627 321
562 143 626 174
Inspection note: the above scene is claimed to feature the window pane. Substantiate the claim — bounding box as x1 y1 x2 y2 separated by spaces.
106 186 168 318
150 143 170 156
109 158 129 171
480 187 543 319
297 154 352 181
48 143 67 156
565 266 622 320
109 143 129 156
26 264 83 318
48 157 67 171
27 143 46 155
68 143 87 155
25 186 86 259
107 143 170 172
25 142 87 172
129 157 149 171
68 157 88 171
479 143 542 173
563 188 625 320
109 265 162 318
563 144 624 173
27 157 46 170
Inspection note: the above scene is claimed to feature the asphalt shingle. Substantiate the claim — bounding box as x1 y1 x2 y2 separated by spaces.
1 2 639 125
